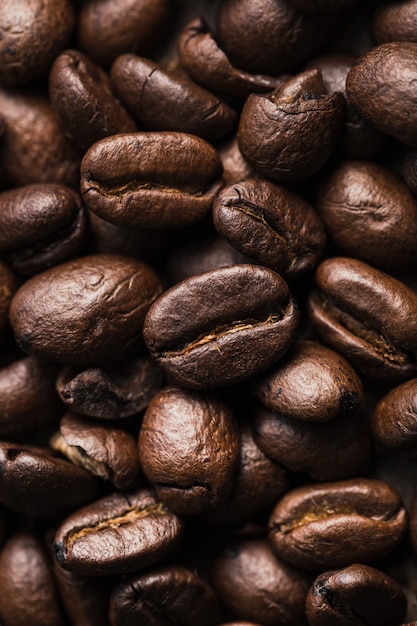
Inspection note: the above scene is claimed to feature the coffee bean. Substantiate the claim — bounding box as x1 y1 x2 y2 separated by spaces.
371 0 417 45
0 261 16 338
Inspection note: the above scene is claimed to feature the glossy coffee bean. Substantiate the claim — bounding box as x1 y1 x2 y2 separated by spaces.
111 54 237 142
218 135 256 185
238 70 344 183
253 340 364 422
316 161 417 270
80 132 223 229
213 179 325 278
288 0 358 10
309 257 417 379
372 379 417 451
0 183 88 276
51 412 142 490
0 261 16 337
143 264 299 389
10 254 163 366
109 565 224 626
49 50 138 152
53 488 184 576
371 0 417 45
268 478 407 570
0 442 101 518
138 386 239 515
306 563 407 626
0 532 65 626
211 538 311 626
346 42 417 147
56 356 163 419
0 0 75 86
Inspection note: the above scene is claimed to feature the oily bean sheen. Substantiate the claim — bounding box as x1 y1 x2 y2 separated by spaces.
80 132 223 229
111 54 237 142
268 478 407 570
316 161 417 270
309 257 417 379
371 1 417 44
346 42 417 147
109 565 224 626
143 264 299 389
138 386 239 515
306 563 407 626
371 379 417 451
253 340 364 422
213 179 326 278
0 183 87 276
238 70 344 183
53 488 184 576
9 254 162 366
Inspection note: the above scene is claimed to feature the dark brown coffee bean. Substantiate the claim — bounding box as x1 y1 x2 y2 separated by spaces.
253 409 371 481
309 257 417 379
268 478 407 570
0 87 81 188
77 0 173 67
49 50 138 152
138 386 239 515
109 565 224 626
56 356 163 419
210 538 311 626
0 356 62 438
0 183 88 276
111 54 237 142
0 532 65 626
143 264 299 389
53 488 184 576
10 254 163 366
177 17 283 99
288 0 358 11
216 0 338 75
372 1 417 45
316 161 417 270
213 179 326 278
51 412 142 490
0 442 101 518
238 70 344 183
403 149 417 195
253 340 364 422
0 0 75 86
371 379 417 451
306 563 407 626
346 43 417 147
0 260 16 338
218 135 257 186
80 132 223 229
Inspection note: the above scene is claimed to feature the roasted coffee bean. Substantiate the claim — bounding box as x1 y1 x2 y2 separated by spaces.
218 135 256 185
0 442 101 518
216 0 338 75
403 149 417 195
80 132 223 229
143 264 299 389
346 43 417 147
0 183 88 276
253 340 364 422
288 0 358 10
0 87 80 187
10 254 163 366
56 356 163 419
372 379 417 451
305 563 407 626
111 54 237 142
213 179 326 278
77 0 173 67
268 478 407 570
309 257 417 379
211 538 311 626
0 355 62 438
238 70 344 183
177 17 282 99
0 0 75 86
49 50 138 151
371 0 417 45
0 260 16 337
53 488 184 576
0 532 65 626
109 565 224 626
138 386 239 515
316 161 417 270
51 412 142 490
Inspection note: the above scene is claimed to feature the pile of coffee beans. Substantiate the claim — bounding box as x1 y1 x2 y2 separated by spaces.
2 0 417 624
